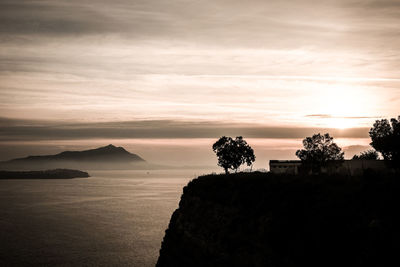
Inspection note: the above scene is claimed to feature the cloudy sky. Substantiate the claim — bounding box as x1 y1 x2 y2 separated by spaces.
0 0 399 167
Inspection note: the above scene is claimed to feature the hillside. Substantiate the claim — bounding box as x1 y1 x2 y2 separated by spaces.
157 172 400 267
0 145 147 170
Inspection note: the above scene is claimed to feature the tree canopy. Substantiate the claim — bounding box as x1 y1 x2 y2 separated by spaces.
369 116 400 164
352 150 379 160
212 136 255 174
296 133 344 164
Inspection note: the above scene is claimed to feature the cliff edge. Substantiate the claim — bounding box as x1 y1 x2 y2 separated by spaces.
157 172 400 267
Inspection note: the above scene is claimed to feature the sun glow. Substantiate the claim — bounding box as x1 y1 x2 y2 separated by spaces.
325 118 356 129
307 83 381 129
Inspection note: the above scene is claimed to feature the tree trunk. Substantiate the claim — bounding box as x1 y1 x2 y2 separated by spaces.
224 168 229 174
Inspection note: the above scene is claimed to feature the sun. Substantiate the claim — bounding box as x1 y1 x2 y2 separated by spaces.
326 118 355 129
309 84 379 129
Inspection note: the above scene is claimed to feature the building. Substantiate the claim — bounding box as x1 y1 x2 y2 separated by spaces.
269 160 388 175
269 160 301 175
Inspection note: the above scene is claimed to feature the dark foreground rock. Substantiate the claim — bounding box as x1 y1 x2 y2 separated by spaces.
157 171 400 267
0 169 90 179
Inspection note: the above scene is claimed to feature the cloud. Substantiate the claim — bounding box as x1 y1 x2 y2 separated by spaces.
0 0 175 37
0 117 370 141
0 1 110 35
306 114 334 119
0 0 399 132
305 114 380 119
1 0 398 49
344 0 400 10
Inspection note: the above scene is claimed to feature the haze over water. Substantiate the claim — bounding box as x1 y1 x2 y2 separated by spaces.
0 170 209 266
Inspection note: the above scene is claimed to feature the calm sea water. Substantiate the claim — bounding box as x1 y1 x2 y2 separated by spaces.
0 170 208 266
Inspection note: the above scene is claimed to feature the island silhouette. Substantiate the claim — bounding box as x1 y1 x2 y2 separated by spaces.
0 144 148 170
0 169 90 179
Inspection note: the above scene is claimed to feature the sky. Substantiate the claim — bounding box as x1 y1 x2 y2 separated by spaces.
0 0 399 168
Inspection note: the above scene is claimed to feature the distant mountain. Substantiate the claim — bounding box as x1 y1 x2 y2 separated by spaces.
0 145 147 170
9 144 145 163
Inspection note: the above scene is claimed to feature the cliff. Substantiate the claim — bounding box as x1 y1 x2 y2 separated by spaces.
157 172 400 267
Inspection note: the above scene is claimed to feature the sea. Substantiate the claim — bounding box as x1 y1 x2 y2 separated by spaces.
0 169 211 266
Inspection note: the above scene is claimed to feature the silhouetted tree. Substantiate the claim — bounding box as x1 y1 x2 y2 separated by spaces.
352 150 379 160
296 133 344 173
212 136 255 174
369 116 400 165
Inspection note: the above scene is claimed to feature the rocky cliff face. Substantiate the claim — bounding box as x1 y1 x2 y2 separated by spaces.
157 172 400 267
